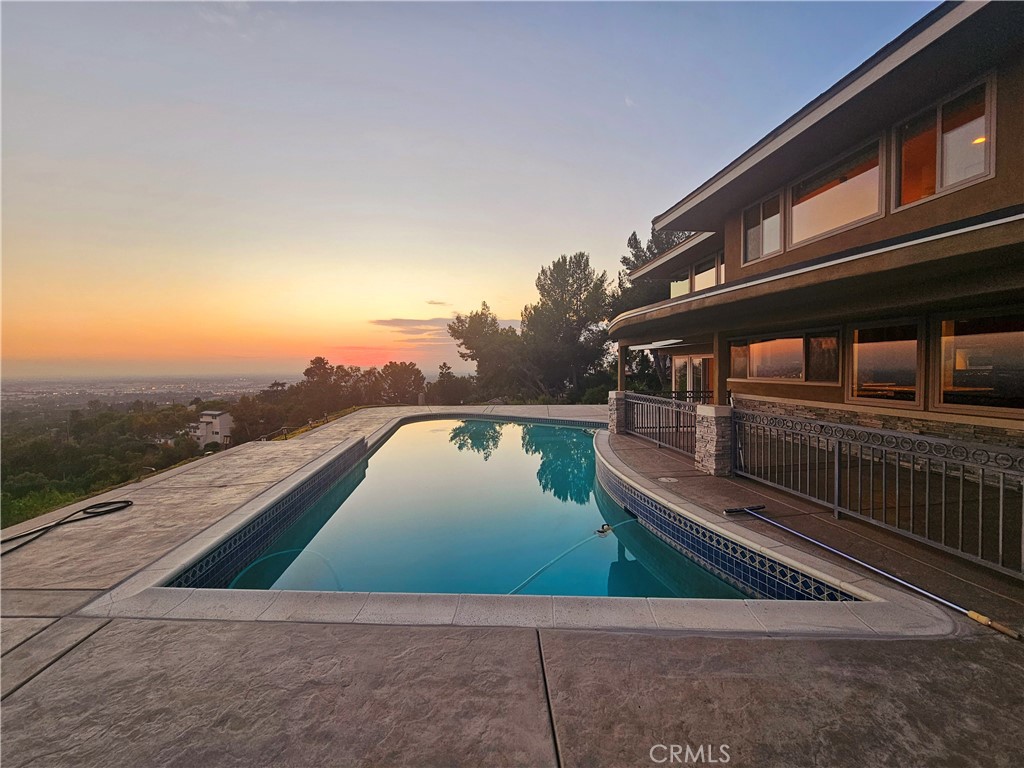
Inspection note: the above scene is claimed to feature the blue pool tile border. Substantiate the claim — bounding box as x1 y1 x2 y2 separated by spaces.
596 462 859 602
166 413 607 590
166 439 368 589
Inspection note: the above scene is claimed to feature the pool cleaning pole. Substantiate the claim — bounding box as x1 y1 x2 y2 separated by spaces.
723 505 1022 641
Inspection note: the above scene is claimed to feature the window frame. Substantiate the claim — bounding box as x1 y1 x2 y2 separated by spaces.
669 250 725 297
891 74 996 214
741 190 785 266
786 136 886 250
928 306 1024 419
726 327 842 385
845 317 926 410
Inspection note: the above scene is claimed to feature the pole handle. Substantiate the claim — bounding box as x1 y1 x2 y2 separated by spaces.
968 610 1022 641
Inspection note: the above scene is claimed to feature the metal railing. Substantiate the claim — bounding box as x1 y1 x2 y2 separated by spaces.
623 392 700 456
633 389 714 404
733 409 1024 579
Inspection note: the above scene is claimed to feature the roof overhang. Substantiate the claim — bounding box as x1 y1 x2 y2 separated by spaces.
629 231 724 281
653 1 1024 232
628 340 684 351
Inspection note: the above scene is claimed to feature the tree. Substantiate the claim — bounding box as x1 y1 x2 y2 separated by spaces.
427 363 476 405
296 356 345 416
353 367 384 405
520 423 595 504
520 252 609 396
448 420 503 460
379 361 426 404
448 302 525 399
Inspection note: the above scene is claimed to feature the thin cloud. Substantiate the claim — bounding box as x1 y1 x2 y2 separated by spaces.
370 318 451 340
624 96 636 108
425 300 450 306
196 3 250 27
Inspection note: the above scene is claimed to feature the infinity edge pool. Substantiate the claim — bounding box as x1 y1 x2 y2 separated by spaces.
77 411 957 636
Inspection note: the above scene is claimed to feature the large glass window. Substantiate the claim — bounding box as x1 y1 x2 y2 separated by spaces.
669 277 690 298
851 324 919 402
692 258 717 292
672 355 689 392
941 85 987 187
806 333 840 382
673 356 716 395
669 252 723 298
896 82 990 207
791 144 880 245
749 337 804 380
743 196 781 262
729 332 839 382
939 314 1024 410
897 111 938 206
730 342 749 379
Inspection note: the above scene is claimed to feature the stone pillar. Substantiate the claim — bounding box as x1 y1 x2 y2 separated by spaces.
694 404 733 476
608 391 627 434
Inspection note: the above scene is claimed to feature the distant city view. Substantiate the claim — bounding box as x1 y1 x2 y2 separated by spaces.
0 374 299 413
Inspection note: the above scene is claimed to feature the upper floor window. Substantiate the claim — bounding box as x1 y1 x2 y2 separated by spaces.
742 195 782 263
693 257 718 292
670 251 724 297
790 142 881 245
896 81 991 208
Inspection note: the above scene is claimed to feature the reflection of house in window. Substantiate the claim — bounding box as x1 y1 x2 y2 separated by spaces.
851 325 919 402
940 315 1024 410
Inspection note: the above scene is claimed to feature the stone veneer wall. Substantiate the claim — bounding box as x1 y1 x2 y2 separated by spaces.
732 397 1024 450
608 391 626 434
694 405 733 476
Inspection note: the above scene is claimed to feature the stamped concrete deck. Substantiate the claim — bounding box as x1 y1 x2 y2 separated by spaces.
3 405 1023 767
605 432 1024 630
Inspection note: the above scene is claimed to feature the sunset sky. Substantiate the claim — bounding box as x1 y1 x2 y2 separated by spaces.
2 1 937 380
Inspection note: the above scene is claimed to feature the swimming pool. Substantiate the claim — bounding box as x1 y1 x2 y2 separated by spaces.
225 419 743 599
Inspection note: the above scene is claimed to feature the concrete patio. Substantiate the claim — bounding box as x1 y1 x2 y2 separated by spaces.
2 405 1023 767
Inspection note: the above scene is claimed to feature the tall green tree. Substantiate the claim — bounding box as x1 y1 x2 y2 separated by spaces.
379 361 426 404
448 302 525 398
609 225 690 317
427 363 476 405
521 252 609 395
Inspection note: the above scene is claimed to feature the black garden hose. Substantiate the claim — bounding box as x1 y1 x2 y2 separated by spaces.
0 500 133 555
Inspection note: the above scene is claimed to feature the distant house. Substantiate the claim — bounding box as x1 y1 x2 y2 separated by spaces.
608 1 1024 580
187 410 233 448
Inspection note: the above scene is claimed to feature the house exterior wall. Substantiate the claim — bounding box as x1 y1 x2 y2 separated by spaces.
722 56 1024 285
732 395 1023 449
620 48 1023 424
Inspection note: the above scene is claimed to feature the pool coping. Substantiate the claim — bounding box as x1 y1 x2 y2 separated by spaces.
76 413 958 637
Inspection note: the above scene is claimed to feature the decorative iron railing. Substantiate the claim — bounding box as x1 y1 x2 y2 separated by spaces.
633 389 714 404
623 393 700 456
733 409 1024 579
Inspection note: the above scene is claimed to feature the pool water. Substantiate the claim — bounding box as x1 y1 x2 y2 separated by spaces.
230 419 744 598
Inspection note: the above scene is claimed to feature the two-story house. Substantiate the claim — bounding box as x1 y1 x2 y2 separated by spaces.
608 1 1023 579
187 410 234 448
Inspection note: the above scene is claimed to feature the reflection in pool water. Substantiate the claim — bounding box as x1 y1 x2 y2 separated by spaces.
229 419 743 598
